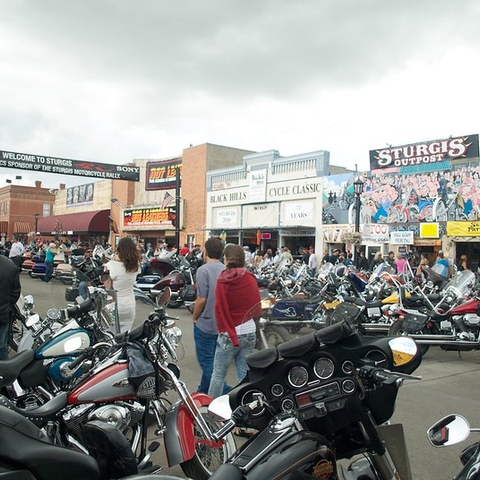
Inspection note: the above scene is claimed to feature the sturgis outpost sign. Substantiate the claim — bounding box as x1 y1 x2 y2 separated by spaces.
0 149 140 181
369 134 479 171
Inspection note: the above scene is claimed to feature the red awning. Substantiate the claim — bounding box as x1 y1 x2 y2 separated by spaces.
37 210 110 235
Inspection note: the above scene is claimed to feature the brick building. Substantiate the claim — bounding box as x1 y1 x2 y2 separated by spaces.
0 180 55 242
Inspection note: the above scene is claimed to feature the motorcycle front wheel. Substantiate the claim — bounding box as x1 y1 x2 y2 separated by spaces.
389 319 430 356
180 406 236 480
263 325 292 348
8 316 26 352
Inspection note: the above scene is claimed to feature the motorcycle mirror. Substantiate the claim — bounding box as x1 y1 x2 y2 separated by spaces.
427 414 470 447
208 394 233 422
23 294 35 311
388 337 418 366
157 287 171 306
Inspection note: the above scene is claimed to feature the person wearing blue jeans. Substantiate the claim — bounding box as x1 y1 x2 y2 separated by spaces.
208 244 262 399
44 240 60 283
207 331 256 398
191 237 226 394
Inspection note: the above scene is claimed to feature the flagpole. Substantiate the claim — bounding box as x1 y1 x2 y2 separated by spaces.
175 167 181 250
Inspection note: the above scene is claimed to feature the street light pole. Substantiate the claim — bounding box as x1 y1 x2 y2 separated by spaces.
353 177 364 265
34 213 39 235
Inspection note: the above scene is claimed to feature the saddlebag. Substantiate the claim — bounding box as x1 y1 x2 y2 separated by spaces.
403 312 428 333
180 284 197 302
65 287 79 302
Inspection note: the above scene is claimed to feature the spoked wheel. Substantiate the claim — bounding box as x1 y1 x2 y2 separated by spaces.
9 316 26 352
389 319 430 356
180 406 237 480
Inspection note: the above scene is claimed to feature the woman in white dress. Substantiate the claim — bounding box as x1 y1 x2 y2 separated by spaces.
105 237 141 332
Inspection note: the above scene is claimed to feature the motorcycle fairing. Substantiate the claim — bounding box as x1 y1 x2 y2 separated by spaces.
226 428 337 480
164 392 216 467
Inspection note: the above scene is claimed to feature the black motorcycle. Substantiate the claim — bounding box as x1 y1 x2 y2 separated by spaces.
207 309 422 479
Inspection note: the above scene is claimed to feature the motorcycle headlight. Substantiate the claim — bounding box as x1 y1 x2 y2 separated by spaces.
165 326 183 347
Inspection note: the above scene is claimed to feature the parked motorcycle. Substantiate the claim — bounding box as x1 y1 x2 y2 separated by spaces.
388 269 480 355
0 290 234 480
255 294 328 349
0 403 186 479
150 255 198 308
428 413 480 479
207 310 422 479
1 297 116 410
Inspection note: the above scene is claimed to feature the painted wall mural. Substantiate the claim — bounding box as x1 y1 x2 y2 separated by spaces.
322 161 480 225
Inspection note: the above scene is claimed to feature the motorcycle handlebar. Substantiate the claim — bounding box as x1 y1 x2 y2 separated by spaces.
114 312 164 343
359 365 422 387
64 298 95 319
67 347 94 370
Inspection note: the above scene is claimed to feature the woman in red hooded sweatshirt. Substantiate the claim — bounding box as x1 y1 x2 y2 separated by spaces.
207 244 261 399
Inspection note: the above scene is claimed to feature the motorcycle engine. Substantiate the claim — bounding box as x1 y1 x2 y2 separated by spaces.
88 404 133 429
463 314 480 327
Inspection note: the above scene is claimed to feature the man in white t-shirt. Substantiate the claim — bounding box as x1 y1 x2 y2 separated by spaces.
8 236 25 271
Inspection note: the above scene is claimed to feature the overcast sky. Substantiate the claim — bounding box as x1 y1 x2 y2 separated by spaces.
1 0 479 189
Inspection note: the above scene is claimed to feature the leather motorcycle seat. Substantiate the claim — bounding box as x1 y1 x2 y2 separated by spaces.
0 392 67 427
208 463 244 480
0 350 35 386
0 405 100 480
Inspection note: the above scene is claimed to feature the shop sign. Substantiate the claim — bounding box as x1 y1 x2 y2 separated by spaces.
249 168 267 203
447 221 480 236
369 134 479 171
280 229 315 236
420 223 439 238
282 201 314 225
390 231 414 245
323 225 349 243
145 158 181 190
0 149 140 181
123 207 174 227
362 224 389 242
214 208 238 227
242 202 279 228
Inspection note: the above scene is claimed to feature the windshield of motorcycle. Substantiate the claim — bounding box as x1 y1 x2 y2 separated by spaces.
444 270 476 296
369 262 396 283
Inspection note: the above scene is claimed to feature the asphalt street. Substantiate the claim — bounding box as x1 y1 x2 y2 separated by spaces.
19 272 480 479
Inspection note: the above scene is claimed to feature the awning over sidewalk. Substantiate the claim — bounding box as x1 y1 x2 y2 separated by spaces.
37 209 110 235
14 221 33 233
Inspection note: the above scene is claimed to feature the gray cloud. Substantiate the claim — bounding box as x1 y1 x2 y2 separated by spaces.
0 0 479 188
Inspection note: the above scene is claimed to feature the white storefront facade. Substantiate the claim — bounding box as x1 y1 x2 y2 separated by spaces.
206 149 344 259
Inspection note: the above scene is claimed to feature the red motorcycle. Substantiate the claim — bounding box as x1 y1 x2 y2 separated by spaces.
150 255 197 308
0 290 235 480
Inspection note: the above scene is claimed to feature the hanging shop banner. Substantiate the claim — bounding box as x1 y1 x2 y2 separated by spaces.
248 168 267 203
447 221 480 236
0 150 140 181
123 206 174 227
145 158 182 190
66 183 94 207
390 231 414 245
369 134 479 171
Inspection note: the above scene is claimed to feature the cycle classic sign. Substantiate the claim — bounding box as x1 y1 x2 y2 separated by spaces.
0 150 140 181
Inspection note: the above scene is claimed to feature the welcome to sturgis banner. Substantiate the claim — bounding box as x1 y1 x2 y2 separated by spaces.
0 149 140 181
369 134 480 171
